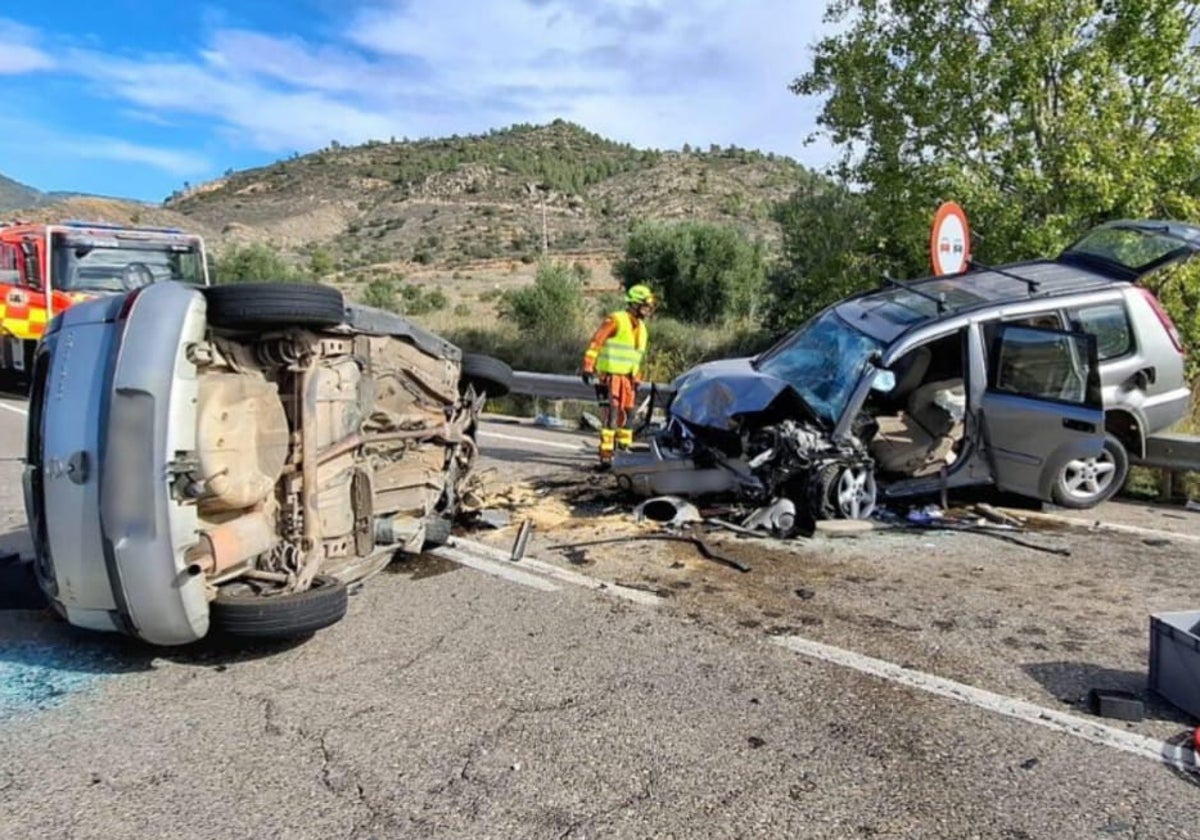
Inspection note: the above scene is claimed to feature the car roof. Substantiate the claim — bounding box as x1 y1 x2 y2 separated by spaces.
835 258 1122 344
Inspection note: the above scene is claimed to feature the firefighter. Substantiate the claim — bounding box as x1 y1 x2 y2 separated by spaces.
580 284 656 465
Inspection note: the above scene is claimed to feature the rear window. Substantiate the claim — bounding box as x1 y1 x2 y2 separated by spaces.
1074 303 1132 360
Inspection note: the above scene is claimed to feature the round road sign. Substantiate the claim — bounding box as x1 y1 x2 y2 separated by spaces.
930 201 970 275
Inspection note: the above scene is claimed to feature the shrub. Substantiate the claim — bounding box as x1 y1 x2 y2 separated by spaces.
362 276 399 312
214 243 307 284
499 260 588 342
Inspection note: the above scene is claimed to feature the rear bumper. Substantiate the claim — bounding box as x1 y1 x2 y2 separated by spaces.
30 283 211 645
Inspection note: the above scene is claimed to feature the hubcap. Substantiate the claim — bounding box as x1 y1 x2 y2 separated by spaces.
1061 449 1118 501
836 465 877 520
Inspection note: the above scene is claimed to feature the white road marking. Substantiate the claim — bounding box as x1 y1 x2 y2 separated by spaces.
478 430 586 452
449 537 664 606
773 635 1198 774
0 401 28 416
430 546 561 592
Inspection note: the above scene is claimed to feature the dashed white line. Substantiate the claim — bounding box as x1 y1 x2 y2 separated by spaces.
773 634 1198 774
448 537 664 606
431 546 561 592
478 430 586 452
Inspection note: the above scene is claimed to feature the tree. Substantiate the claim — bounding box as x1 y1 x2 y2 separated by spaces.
793 0 1200 273
614 221 768 325
766 181 884 331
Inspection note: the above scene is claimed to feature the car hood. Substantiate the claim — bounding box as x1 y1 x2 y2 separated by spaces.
670 357 810 430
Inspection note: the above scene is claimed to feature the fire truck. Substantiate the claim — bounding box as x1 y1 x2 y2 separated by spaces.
0 220 209 386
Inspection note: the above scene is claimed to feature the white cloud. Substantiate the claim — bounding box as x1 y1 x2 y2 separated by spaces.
0 114 210 177
14 1 843 168
0 18 54 74
57 138 212 177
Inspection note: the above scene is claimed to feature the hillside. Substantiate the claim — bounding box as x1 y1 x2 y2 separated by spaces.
168 121 819 273
0 173 46 211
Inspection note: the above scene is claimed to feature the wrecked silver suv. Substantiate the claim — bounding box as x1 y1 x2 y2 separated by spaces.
614 220 1195 526
24 281 511 646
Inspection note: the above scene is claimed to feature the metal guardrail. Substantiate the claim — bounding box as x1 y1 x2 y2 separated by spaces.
1133 433 1200 472
510 371 675 403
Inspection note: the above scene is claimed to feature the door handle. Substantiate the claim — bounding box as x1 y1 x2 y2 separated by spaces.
1062 418 1096 433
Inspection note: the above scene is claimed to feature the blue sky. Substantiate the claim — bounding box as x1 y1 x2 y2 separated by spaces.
0 1 837 203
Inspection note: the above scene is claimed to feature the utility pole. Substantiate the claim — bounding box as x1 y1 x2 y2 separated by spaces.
540 184 549 255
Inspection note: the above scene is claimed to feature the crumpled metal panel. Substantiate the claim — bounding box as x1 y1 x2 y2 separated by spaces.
669 357 793 430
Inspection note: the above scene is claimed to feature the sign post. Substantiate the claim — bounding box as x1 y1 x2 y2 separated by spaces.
930 202 971 275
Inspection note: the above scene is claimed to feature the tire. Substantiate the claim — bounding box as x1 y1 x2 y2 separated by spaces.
808 461 878 521
204 282 345 329
460 353 513 398
209 574 349 640
1050 433 1129 510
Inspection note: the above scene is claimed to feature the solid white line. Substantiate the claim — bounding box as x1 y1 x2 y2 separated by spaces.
430 546 561 592
0 402 28 416
478 430 586 452
450 536 663 606
773 635 1198 774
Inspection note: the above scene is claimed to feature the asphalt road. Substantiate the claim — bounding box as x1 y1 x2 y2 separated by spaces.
2 396 1199 839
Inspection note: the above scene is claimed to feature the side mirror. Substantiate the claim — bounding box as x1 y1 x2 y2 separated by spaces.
871 369 897 393
20 240 41 291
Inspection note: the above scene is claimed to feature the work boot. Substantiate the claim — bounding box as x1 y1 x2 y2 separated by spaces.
615 428 633 450
598 428 616 465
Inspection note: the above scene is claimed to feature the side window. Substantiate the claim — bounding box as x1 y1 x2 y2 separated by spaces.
1073 303 1132 360
0 242 20 286
989 325 1100 407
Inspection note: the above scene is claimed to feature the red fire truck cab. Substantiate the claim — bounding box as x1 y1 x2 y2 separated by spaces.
0 220 209 386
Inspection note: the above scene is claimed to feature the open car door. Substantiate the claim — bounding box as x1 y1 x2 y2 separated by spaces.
980 325 1104 501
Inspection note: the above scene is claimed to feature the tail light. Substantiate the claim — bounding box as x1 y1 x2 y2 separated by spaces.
1137 287 1185 355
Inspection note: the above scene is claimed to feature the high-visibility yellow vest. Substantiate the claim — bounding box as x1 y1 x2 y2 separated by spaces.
595 310 648 376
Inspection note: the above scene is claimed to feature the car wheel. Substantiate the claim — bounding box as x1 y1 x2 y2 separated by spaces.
203 282 345 329
460 353 514 398
810 462 877 521
1051 433 1128 509
209 574 349 640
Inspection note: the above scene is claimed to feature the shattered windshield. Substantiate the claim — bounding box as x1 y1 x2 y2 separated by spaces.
51 235 205 293
755 309 884 424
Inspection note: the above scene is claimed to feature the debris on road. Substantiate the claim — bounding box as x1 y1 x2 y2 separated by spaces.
634 496 701 528
1087 688 1145 722
476 509 513 529
510 520 533 562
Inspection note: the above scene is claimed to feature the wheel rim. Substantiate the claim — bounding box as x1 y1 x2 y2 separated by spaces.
835 465 877 520
1060 449 1118 502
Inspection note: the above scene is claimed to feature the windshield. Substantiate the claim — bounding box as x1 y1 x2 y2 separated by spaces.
756 308 884 424
51 235 205 292
1058 225 1197 279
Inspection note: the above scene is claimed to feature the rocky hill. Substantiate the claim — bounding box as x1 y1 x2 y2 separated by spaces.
167 121 819 273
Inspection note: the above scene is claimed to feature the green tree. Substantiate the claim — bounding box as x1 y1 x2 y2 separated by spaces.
614 221 768 325
766 181 885 331
213 243 306 284
793 0 1200 273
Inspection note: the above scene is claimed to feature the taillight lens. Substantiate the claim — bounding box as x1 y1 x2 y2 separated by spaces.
1137 287 1185 355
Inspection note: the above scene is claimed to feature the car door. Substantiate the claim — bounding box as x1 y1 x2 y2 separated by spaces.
979 324 1104 501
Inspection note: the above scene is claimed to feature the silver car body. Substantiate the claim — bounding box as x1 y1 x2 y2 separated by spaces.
617 220 1195 513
